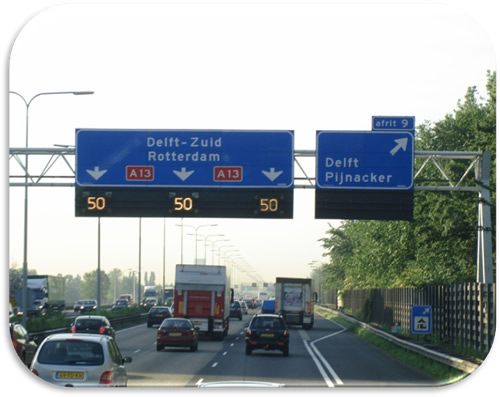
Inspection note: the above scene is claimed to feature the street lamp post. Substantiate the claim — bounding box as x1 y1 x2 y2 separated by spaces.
9 90 94 326
180 224 217 264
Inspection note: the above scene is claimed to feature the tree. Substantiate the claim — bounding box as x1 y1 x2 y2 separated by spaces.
80 270 111 300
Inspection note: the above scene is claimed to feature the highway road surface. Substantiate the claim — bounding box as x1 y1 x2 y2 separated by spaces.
115 310 440 387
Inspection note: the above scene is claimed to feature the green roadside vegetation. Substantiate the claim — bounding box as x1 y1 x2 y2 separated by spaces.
317 307 468 385
14 306 149 332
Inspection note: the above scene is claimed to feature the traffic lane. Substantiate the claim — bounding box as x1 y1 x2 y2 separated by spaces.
115 323 219 386
115 318 247 387
191 320 329 387
312 314 440 387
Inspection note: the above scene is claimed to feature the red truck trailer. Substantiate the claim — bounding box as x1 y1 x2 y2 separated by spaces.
174 264 233 339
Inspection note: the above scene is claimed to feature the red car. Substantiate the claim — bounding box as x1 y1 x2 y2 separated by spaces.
10 322 37 366
156 318 198 352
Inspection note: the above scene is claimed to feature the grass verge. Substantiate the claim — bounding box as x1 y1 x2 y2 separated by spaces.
316 307 468 385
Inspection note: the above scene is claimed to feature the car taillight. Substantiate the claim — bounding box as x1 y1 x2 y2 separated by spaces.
245 328 251 336
99 371 113 384
31 369 39 377
284 330 289 337
99 326 105 334
71 325 76 333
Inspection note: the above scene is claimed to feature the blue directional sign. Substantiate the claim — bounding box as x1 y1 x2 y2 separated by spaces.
372 116 415 131
76 129 294 188
411 305 432 335
316 131 414 190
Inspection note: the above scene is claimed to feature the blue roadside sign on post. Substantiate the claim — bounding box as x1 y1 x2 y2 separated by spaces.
76 129 294 188
410 305 432 335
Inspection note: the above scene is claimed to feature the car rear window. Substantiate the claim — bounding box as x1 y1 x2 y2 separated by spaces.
151 308 169 314
161 319 191 329
75 319 103 329
252 317 285 329
37 340 104 365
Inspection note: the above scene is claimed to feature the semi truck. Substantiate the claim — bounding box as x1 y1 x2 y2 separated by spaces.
143 285 160 305
15 275 65 315
174 264 233 339
275 277 314 329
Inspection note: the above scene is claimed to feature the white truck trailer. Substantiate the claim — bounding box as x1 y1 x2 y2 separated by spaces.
275 277 314 329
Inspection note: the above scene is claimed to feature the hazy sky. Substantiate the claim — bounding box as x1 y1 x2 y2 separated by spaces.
5 1 497 287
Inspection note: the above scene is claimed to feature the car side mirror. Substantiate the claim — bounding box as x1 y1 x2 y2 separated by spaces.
123 356 132 364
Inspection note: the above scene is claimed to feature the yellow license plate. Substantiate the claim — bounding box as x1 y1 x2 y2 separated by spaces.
261 333 275 337
169 332 182 336
56 372 84 380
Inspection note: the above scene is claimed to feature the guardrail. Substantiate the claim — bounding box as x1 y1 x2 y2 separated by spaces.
319 306 481 374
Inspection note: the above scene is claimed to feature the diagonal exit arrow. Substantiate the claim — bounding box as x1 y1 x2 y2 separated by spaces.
390 138 409 156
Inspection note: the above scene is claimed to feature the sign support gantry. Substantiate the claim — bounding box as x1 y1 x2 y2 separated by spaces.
9 147 493 284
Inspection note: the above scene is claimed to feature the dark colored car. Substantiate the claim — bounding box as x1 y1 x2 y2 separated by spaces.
71 315 116 339
112 299 130 311
157 318 198 352
147 306 172 328
10 322 37 366
73 299 97 313
230 301 243 320
245 314 289 356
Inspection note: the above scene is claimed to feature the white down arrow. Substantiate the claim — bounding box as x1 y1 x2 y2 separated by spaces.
262 168 283 182
173 167 195 181
86 166 108 180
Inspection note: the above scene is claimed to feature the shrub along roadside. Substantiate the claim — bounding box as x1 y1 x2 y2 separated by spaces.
15 306 149 332
317 308 468 384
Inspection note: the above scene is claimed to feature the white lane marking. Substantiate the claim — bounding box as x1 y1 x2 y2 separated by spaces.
223 352 228 356
230 343 234 347
303 339 334 388
310 339 344 385
196 378 204 386
212 362 218 368
133 349 141 354
301 316 346 386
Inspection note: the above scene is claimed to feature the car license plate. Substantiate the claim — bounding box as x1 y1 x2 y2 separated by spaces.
56 372 84 380
261 333 275 338
155 314 163 317
169 332 182 336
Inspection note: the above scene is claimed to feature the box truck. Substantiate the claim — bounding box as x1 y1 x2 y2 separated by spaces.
15 275 65 315
275 277 314 329
174 265 233 339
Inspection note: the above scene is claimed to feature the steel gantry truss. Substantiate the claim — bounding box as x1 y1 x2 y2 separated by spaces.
8 147 493 283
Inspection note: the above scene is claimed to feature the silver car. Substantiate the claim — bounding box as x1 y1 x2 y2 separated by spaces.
30 333 132 387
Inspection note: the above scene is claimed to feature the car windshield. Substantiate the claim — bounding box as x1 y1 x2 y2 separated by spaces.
161 319 191 329
231 302 240 308
252 317 285 329
37 340 104 365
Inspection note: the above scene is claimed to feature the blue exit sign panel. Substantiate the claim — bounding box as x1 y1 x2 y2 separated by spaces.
316 131 414 190
76 129 294 188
